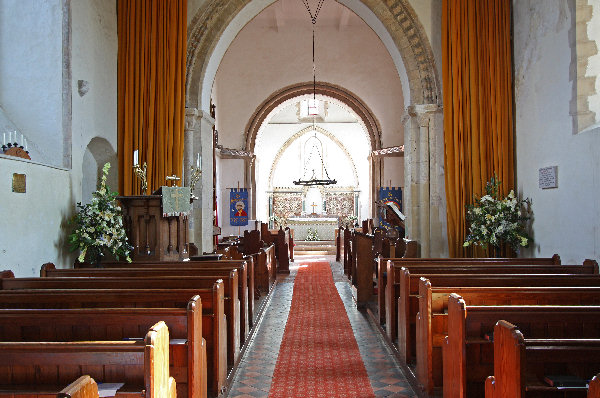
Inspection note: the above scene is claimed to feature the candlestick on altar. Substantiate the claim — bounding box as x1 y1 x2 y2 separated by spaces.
133 149 139 166
133 161 147 194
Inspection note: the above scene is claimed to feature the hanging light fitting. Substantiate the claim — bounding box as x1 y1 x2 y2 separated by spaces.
294 0 336 187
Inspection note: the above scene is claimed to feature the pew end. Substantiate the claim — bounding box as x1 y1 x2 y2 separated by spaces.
57 375 99 398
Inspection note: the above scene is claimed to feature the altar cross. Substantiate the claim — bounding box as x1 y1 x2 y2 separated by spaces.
311 202 318 213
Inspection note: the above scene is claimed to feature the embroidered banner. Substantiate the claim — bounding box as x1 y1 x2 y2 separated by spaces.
379 187 402 229
161 186 191 217
230 188 249 226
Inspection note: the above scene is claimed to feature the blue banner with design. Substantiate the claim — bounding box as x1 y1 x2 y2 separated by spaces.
230 188 249 226
379 187 402 229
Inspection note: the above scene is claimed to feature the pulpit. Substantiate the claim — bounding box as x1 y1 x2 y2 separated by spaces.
118 186 192 262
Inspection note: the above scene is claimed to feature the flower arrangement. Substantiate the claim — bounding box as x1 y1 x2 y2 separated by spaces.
69 163 132 264
340 215 358 229
269 214 287 229
463 176 532 253
305 227 319 241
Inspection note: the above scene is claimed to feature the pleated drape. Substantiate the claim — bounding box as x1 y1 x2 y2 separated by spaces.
117 0 187 195
442 0 514 257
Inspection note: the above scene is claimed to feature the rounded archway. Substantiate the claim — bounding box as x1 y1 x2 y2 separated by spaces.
186 0 441 112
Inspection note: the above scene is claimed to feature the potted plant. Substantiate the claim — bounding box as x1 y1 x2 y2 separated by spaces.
69 163 132 265
463 176 532 256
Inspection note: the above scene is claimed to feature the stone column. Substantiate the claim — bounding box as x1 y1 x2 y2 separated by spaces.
403 103 447 257
185 107 215 254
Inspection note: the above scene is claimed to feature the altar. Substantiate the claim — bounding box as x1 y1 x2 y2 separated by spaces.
286 217 338 241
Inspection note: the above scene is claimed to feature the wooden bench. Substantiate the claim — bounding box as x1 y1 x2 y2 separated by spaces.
0 296 205 398
43 261 252 350
444 295 600 398
0 321 175 398
57 375 99 398
385 256 588 344
62 259 252 341
1 273 239 375
416 282 600 394
398 266 600 363
351 232 374 306
0 287 225 397
485 320 600 398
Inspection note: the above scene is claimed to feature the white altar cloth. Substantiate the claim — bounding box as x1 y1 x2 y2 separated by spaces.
286 217 338 240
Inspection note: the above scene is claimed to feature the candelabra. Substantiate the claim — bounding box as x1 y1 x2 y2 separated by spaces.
133 162 147 194
189 165 202 198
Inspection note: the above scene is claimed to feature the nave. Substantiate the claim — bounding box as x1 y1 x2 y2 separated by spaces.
228 255 416 398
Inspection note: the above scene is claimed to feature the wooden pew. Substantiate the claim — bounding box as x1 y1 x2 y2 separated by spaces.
385 255 577 343
0 297 205 398
0 321 175 398
1 274 239 375
0 287 226 397
416 282 600 394
444 295 600 398
343 227 352 275
485 321 600 398
375 239 418 324
398 266 600 364
64 259 253 341
351 231 374 306
57 375 99 398
43 261 251 349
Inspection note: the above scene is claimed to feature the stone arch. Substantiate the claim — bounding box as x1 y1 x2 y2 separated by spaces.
268 125 360 188
82 137 117 204
185 0 441 111
245 82 382 152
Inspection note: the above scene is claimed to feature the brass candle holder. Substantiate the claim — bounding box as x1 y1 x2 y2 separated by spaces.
189 165 202 199
133 162 148 194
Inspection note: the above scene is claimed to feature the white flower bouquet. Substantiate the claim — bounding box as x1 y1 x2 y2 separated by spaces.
69 163 132 264
463 176 532 253
305 227 319 241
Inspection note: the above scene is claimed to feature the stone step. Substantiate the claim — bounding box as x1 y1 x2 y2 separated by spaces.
293 240 336 255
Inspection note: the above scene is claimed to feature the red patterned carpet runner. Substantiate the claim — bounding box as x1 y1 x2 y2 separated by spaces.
269 261 375 398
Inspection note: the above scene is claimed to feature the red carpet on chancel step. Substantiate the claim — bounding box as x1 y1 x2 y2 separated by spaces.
268 261 375 398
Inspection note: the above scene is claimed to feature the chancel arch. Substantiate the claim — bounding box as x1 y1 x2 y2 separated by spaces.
187 0 446 255
267 125 360 190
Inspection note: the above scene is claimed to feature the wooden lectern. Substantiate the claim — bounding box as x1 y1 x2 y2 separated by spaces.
118 187 191 262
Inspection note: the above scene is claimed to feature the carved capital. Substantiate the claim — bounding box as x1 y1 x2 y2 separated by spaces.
185 108 202 132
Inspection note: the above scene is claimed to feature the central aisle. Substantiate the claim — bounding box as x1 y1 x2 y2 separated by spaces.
228 256 416 398
268 261 374 397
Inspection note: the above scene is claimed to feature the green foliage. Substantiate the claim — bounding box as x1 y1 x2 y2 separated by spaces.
340 215 358 229
463 176 533 252
68 163 132 263
305 227 319 241
269 214 287 229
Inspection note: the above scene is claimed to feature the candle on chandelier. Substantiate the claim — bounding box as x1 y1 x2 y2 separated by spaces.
2 133 5 145
133 150 138 166
24 138 27 151
196 153 200 168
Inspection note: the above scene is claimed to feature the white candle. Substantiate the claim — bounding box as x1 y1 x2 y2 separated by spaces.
24 138 27 151
2 133 5 145
20 133 23 146
133 150 138 166
196 153 200 168
8 132 11 143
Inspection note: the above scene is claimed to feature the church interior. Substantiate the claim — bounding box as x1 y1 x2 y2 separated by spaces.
1 0 600 397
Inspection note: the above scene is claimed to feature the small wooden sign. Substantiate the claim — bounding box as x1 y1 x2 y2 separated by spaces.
12 173 26 193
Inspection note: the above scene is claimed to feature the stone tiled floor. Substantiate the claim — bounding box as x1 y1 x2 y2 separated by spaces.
227 255 417 398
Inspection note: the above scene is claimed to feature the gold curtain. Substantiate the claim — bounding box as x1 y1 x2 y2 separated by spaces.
442 0 514 257
117 0 187 195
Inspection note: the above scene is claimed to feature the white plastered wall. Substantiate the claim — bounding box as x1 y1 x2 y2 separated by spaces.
0 0 117 276
513 0 600 263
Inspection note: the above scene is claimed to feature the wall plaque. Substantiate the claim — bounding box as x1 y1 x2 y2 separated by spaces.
12 173 26 193
539 166 558 189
